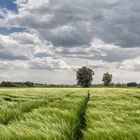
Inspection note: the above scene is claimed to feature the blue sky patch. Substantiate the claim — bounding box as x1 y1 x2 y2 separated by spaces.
0 27 26 35
0 0 17 12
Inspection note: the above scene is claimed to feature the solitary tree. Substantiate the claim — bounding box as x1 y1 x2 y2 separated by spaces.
102 72 112 87
76 66 94 87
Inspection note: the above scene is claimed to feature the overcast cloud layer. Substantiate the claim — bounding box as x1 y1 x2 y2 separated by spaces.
0 0 140 84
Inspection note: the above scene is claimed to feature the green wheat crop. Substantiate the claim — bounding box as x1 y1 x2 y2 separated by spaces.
83 88 140 140
0 88 140 140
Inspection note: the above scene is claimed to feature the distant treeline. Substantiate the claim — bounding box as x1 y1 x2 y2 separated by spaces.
92 82 140 88
0 81 139 88
0 81 76 87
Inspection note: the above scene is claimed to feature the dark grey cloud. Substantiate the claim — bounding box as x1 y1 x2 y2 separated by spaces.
33 0 140 48
53 38 140 63
1 0 140 48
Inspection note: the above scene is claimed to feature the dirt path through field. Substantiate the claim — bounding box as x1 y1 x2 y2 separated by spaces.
72 90 90 140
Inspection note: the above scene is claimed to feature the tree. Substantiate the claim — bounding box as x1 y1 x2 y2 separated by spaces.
102 72 112 87
76 66 94 87
127 82 137 87
25 81 34 87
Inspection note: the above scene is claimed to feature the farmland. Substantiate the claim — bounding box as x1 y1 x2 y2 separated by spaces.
0 88 140 140
83 88 140 140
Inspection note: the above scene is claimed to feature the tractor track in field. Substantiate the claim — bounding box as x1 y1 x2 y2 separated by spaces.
71 90 90 140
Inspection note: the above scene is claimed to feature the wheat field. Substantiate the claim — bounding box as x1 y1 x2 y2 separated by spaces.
0 88 140 140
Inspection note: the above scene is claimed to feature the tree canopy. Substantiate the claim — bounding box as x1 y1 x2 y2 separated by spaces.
76 66 94 87
102 72 112 87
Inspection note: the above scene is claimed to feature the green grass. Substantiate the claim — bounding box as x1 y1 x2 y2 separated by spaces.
0 88 88 139
83 88 140 140
0 88 140 140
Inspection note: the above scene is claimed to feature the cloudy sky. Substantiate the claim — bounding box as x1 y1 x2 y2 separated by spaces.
0 0 140 84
